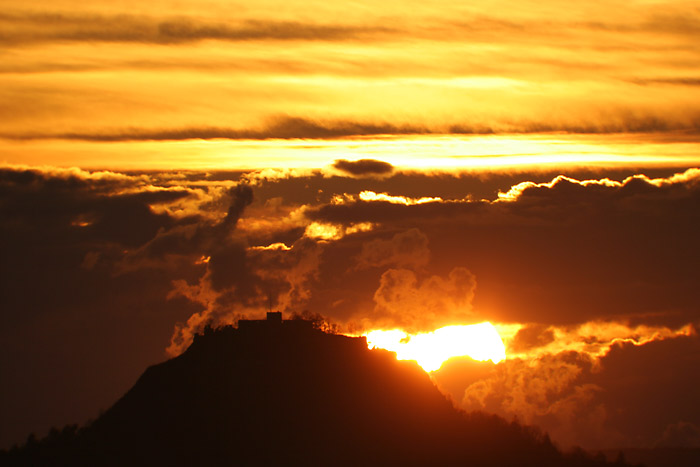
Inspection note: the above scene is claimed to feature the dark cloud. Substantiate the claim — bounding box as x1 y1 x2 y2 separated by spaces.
217 184 254 232
3 164 700 453
0 166 251 448
503 115 700 134
632 77 700 87
644 12 700 36
156 19 394 42
308 197 484 224
438 335 700 449
246 167 686 205
354 228 430 271
304 169 700 327
4 112 700 142
458 351 606 448
0 12 394 45
588 335 700 447
333 159 394 177
509 325 556 353
4 10 697 47
0 168 200 257
656 421 700 448
0 169 286 449
0 117 428 142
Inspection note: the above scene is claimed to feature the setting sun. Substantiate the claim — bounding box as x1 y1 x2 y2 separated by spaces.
364 322 506 372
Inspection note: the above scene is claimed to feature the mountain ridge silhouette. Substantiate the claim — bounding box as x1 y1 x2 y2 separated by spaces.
1 316 635 466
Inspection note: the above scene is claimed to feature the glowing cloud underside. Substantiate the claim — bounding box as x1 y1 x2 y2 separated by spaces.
364 322 506 372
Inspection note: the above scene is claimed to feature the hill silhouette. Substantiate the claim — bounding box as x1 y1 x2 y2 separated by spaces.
1 314 635 466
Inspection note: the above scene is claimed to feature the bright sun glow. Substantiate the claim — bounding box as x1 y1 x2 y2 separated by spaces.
364 322 506 372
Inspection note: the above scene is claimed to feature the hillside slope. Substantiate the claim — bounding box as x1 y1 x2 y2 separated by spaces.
2 320 630 466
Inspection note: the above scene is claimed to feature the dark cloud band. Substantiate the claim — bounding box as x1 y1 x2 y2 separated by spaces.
3 115 700 142
0 12 394 45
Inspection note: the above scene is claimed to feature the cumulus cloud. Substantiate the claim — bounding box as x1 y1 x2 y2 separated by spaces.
354 228 430 270
504 322 696 360
656 421 700 448
161 187 331 355
369 267 477 333
165 236 327 356
430 327 700 450
508 325 556 354
306 168 700 327
163 234 321 357
459 352 612 449
0 166 294 445
253 237 324 312
0 165 223 447
4 163 700 451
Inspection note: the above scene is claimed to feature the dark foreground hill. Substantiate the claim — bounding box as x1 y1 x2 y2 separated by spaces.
2 317 634 466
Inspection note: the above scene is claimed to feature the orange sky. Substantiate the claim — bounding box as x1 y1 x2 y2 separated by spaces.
2 0 700 170
2 0 700 455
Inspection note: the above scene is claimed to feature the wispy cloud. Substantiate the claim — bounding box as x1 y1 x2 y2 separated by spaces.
4 113 700 143
0 12 395 45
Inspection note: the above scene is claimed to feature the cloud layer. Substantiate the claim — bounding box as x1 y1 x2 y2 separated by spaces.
2 0 700 167
2 163 700 450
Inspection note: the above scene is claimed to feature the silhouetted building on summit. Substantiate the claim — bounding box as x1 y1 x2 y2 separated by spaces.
237 311 315 333
237 311 280 330
266 311 282 323
190 310 367 352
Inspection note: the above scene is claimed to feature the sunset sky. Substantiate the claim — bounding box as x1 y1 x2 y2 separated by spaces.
2 0 700 452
